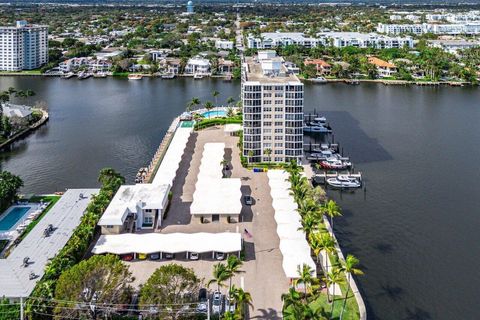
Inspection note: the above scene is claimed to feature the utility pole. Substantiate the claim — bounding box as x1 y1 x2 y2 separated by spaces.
20 297 24 320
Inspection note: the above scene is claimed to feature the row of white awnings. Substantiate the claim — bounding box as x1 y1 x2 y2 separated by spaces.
190 143 242 216
267 170 317 279
92 232 242 255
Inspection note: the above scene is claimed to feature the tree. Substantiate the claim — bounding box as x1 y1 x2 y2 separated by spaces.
226 255 243 294
229 285 253 319
98 168 125 194
212 90 220 106
204 100 214 113
54 255 134 320
2 117 12 138
325 268 345 318
139 263 200 319
187 97 201 112
208 263 230 292
247 150 254 163
263 148 272 162
226 96 235 107
322 200 342 229
339 255 364 320
294 264 316 303
309 233 336 301
0 296 20 320
0 171 23 212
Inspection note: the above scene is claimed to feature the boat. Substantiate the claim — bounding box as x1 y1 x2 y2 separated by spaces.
311 76 327 84
346 79 360 85
314 116 327 123
223 74 232 82
327 175 362 188
161 73 175 79
93 72 107 78
77 72 91 80
128 74 143 80
319 158 352 170
193 73 204 80
303 125 331 133
61 72 75 79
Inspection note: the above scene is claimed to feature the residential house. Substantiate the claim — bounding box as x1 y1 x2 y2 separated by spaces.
368 57 397 78
215 40 234 50
304 58 332 75
159 58 182 75
1 103 33 120
217 58 234 74
185 57 211 75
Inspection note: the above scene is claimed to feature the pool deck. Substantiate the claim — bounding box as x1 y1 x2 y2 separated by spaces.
0 204 41 239
0 189 99 299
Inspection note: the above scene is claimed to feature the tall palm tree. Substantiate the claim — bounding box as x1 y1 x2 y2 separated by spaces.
204 100 214 112
208 263 230 292
322 200 342 229
212 90 220 106
227 96 235 107
298 213 319 237
263 148 272 162
284 159 301 175
339 255 364 320
294 264 315 303
188 97 201 111
226 255 243 294
230 285 253 319
309 233 335 301
325 268 345 319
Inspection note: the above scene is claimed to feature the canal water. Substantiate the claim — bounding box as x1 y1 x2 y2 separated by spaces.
1 77 480 320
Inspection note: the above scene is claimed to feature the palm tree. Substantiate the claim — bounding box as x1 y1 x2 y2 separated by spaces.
227 96 235 107
230 285 253 319
281 287 301 308
284 159 301 175
263 148 272 162
325 268 345 318
309 233 336 302
303 304 328 320
226 106 235 118
187 97 201 112
294 264 315 303
204 100 214 112
339 255 364 320
322 200 342 229
226 255 243 294
298 213 319 237
212 90 220 106
247 150 254 163
208 263 230 292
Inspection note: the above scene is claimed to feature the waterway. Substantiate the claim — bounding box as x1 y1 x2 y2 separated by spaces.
1 77 480 320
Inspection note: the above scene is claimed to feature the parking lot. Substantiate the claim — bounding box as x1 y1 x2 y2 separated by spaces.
127 126 288 319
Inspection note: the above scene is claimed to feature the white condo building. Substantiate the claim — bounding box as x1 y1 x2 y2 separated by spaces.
242 51 303 163
0 20 48 71
377 22 480 35
247 32 414 49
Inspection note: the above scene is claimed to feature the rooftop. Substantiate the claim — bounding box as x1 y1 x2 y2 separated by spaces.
244 52 301 84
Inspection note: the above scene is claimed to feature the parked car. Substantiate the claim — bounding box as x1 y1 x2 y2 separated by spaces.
121 254 134 261
138 253 147 260
197 288 208 313
164 253 174 259
215 252 225 260
190 252 199 260
244 195 253 205
212 291 223 314
149 253 160 260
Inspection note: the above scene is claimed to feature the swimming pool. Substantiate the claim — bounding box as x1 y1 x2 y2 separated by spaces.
0 206 31 231
202 110 227 118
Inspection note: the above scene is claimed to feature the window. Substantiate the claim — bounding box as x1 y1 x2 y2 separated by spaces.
275 143 283 147
263 100 271 105
274 100 283 105
275 135 283 141
145 209 152 213
263 93 272 97
274 149 284 155
264 136 272 141
263 114 272 119
274 114 283 119
105 225 114 229
275 121 283 126
275 92 284 97
263 121 272 126
275 107 283 112
263 128 271 133
275 128 283 133
144 216 153 225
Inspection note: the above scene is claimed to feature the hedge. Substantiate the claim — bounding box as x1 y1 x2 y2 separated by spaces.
194 117 242 130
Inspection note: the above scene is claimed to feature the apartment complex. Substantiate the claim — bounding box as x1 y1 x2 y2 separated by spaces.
242 51 303 163
247 32 414 49
377 22 480 35
0 20 48 71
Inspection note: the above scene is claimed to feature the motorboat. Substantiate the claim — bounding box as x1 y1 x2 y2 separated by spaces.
128 74 143 80
319 158 352 170
61 72 75 79
77 72 92 80
314 116 327 123
161 73 175 79
193 74 204 80
303 125 331 133
327 175 362 188
310 120 328 127
93 72 107 78
311 76 327 84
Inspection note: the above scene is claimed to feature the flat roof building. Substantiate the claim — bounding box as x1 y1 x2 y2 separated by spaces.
242 51 303 163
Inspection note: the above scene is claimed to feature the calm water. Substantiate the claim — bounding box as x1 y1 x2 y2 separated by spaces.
1 77 480 319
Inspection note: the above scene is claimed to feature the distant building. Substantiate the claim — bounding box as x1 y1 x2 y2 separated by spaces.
247 32 414 49
428 39 480 55
0 20 48 71
1 103 33 120
187 0 194 14
304 59 332 75
377 22 480 35
185 57 211 75
215 40 234 50
242 51 304 163
368 57 397 78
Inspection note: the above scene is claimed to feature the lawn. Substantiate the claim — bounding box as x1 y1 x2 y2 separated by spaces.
17 195 61 242
0 70 42 75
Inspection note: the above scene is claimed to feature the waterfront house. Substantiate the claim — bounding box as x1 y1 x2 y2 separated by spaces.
304 58 332 75
215 39 234 50
1 103 33 120
185 57 211 75
159 57 182 75
217 58 234 74
368 57 397 78
98 183 171 235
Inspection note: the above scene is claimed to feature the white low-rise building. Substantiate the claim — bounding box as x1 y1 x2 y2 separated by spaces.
428 39 480 54
98 183 171 234
1 103 33 120
184 57 211 75
215 39 234 50
377 22 480 35
247 32 414 49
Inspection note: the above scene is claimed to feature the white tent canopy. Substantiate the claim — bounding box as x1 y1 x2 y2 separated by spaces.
92 232 242 255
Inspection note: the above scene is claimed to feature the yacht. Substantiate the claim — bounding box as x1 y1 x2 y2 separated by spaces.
128 74 143 80
327 175 362 188
311 76 328 84
303 125 331 133
161 73 175 79
193 74 204 80
314 116 327 123
77 72 91 80
93 72 107 78
319 158 352 170
61 72 75 79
